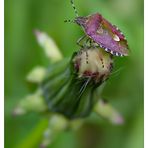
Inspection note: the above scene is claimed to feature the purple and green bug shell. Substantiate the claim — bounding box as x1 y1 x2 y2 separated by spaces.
75 13 129 57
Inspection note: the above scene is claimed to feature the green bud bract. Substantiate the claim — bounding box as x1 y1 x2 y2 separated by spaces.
41 47 113 119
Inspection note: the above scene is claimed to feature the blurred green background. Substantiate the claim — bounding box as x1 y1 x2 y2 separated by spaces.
5 0 144 148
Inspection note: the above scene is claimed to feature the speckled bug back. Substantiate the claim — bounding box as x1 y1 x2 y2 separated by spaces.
75 13 129 56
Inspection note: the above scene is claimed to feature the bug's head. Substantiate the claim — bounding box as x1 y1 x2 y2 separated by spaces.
65 0 89 28
65 1 102 32
64 16 88 28
74 16 87 27
74 13 102 32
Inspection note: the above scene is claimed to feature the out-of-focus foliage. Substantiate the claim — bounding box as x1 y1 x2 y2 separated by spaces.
5 0 143 148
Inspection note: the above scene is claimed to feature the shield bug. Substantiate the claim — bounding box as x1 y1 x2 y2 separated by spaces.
65 0 129 57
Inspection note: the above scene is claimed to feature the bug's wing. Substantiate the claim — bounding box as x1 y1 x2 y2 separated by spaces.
87 16 129 56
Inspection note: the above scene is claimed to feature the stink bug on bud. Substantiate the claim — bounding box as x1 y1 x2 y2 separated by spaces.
65 0 129 57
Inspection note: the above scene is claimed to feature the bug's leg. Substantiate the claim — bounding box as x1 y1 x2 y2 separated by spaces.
89 39 92 46
85 39 94 48
82 38 92 48
77 35 87 47
89 39 94 47
86 38 91 47
90 40 99 48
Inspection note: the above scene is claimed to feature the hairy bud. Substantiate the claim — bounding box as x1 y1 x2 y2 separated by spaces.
73 47 113 83
41 47 113 119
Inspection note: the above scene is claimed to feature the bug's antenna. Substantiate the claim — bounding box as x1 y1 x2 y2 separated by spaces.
70 0 79 17
64 19 74 23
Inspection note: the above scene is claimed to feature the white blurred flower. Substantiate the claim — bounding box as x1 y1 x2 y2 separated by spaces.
94 99 124 125
26 66 46 83
13 90 47 116
34 30 63 62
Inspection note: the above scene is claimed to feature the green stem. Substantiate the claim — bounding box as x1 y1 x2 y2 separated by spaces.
15 119 48 148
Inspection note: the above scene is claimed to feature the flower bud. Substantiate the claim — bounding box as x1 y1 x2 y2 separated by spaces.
41 47 113 119
73 47 113 83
